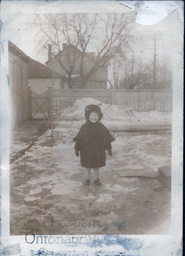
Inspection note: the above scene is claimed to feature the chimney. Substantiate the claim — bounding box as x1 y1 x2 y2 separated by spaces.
48 44 52 60
62 43 67 50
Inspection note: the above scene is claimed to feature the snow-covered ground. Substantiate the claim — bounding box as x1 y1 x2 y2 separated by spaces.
10 99 171 235
58 98 171 131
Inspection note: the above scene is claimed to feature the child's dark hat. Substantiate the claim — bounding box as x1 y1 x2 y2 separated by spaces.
85 104 103 120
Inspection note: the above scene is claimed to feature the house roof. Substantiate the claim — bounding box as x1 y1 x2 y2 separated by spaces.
9 41 64 79
45 44 100 65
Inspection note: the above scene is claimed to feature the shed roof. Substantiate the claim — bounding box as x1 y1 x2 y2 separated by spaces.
28 59 63 79
9 41 31 62
8 41 63 79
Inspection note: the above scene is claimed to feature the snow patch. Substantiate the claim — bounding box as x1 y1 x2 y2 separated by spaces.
24 196 41 202
58 98 171 131
29 188 42 195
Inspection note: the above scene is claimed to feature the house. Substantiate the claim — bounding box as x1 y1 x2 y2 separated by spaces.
45 44 108 89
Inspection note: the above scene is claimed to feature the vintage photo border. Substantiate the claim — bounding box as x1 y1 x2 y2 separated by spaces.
0 1 183 255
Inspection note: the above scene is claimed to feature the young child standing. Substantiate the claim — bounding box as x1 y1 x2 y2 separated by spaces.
73 104 115 186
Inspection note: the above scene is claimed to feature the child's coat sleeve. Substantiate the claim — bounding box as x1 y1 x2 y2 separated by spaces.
73 125 84 151
101 124 115 150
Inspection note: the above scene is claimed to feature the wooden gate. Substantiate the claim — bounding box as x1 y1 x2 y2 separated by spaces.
29 89 51 119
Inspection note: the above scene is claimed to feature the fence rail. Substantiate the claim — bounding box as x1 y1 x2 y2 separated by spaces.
52 88 172 113
30 88 172 119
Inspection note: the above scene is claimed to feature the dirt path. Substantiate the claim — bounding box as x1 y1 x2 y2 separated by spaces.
10 129 171 235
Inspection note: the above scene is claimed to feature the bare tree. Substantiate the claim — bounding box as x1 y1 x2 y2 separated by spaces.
155 57 171 88
119 54 171 90
108 49 128 89
117 56 151 89
128 61 151 89
35 13 133 88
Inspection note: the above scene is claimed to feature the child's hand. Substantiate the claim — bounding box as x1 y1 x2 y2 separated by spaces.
108 149 112 156
75 150 80 157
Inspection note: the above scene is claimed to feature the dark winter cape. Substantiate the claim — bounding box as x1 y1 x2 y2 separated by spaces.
74 121 115 168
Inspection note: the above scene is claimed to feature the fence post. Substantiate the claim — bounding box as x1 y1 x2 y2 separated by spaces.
48 87 52 120
28 87 32 120
111 88 116 105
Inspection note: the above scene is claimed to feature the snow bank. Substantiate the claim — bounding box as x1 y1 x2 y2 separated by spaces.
60 98 137 121
58 98 171 131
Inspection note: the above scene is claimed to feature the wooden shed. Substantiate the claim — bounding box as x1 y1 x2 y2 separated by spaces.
9 41 30 124
8 41 64 123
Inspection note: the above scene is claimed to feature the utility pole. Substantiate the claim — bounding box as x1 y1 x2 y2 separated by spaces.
49 44 54 145
152 33 158 88
51 58 54 145
131 53 135 88
151 33 159 110
124 63 127 88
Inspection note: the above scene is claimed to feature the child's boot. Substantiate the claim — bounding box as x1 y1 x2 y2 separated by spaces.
84 168 91 185
94 179 102 186
94 168 101 185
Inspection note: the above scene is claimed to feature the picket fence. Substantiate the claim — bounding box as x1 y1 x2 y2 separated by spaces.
52 88 172 113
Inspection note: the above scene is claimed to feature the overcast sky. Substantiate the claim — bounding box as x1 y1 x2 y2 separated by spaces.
1 1 183 65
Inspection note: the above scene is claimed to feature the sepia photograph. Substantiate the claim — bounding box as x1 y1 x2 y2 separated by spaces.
0 1 183 255
9 10 174 236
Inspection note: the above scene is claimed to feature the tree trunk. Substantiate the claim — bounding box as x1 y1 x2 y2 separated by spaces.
67 76 73 89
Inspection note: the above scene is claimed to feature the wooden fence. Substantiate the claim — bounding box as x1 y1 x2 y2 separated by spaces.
29 88 172 119
52 88 172 113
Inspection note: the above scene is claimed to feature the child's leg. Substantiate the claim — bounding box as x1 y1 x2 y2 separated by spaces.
94 168 99 180
84 168 91 185
94 168 101 185
86 168 91 180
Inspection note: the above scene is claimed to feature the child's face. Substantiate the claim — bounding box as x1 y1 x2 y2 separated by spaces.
89 112 99 123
